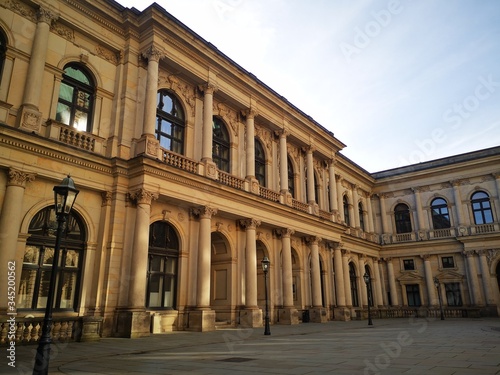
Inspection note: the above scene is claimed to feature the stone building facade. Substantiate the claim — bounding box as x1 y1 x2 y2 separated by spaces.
0 0 499 341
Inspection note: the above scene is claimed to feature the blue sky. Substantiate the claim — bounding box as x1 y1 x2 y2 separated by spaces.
116 0 500 172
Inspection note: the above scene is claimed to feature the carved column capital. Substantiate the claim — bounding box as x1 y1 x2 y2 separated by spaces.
192 205 218 219
306 236 322 245
130 188 158 205
239 218 261 230
198 82 218 95
276 228 294 238
7 169 35 188
37 6 58 25
142 45 165 62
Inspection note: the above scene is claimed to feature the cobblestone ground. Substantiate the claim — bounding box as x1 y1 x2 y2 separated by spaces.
4 317 500 375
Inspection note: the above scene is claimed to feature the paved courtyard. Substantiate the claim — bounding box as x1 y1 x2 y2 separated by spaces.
4 317 500 375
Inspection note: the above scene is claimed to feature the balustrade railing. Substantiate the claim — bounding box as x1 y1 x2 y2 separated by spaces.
162 149 199 173
292 199 309 213
217 170 244 189
259 186 280 202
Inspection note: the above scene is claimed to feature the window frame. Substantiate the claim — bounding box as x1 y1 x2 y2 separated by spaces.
403 259 415 271
431 197 451 229
471 191 494 225
212 117 230 172
255 138 266 186
441 256 455 269
156 90 185 155
18 207 85 312
56 63 95 132
395 203 412 234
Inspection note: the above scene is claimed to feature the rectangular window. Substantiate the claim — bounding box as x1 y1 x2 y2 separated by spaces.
403 259 415 271
441 256 455 269
406 284 421 306
445 283 462 306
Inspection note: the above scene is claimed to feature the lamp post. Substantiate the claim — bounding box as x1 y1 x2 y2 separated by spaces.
363 272 373 326
434 277 445 320
261 256 271 335
33 175 79 375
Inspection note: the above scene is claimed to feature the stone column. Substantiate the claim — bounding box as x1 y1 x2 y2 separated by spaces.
306 146 315 204
364 193 375 233
244 109 259 194
336 175 344 223
342 249 352 307
278 228 298 324
353 185 360 229
358 255 367 306
278 130 289 193
17 7 58 133
189 206 217 331
385 258 399 306
306 236 326 322
451 180 466 227
412 187 428 240
136 45 163 159
421 254 437 305
477 250 495 305
200 84 216 160
0 169 35 311
239 218 262 327
373 259 384 307
333 243 346 306
379 194 390 234
464 250 483 306
125 188 158 338
328 158 338 214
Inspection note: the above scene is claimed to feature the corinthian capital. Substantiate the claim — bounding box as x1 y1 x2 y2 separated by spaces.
38 6 58 24
7 169 35 188
142 45 164 62
239 218 261 230
192 205 218 219
130 188 158 205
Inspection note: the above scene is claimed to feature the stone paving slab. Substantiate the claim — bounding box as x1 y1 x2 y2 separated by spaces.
3 317 500 375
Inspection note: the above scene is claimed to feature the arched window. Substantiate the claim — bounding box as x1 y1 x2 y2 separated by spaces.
156 90 185 154
147 221 180 309
56 63 95 132
287 156 295 198
18 207 85 311
255 138 266 186
431 198 450 229
0 28 6 85
359 202 365 231
471 191 493 225
212 117 230 172
395 203 412 234
365 266 373 307
349 263 358 307
343 195 350 226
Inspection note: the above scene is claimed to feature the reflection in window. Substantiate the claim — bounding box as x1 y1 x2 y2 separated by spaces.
156 90 185 154
287 156 295 198
471 191 494 225
395 203 412 234
17 207 85 310
56 63 95 132
431 198 450 229
255 139 266 186
147 221 179 309
212 117 230 172
343 195 350 226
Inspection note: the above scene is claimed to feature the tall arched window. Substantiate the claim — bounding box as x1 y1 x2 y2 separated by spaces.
18 207 85 311
359 202 365 231
156 90 185 154
431 198 450 229
147 221 180 309
212 117 230 172
56 63 95 132
287 156 295 198
255 138 266 186
395 203 412 233
343 195 350 226
471 191 494 225
0 28 6 85
349 263 359 307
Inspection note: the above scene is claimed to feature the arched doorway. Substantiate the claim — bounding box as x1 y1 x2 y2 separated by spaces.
210 232 233 323
17 206 86 311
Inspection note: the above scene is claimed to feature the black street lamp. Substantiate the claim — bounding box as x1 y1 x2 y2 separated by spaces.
261 256 271 335
363 272 373 326
33 175 79 375
433 277 445 320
